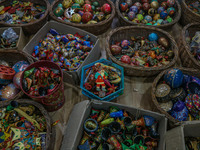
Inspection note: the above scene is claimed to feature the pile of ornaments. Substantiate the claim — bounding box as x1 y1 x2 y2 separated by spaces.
22 66 61 97
0 60 29 101
78 106 160 150
187 1 200 15
120 0 176 26
186 30 200 62
0 28 19 49
32 29 94 72
155 68 200 121
54 0 111 24
110 32 174 67
0 101 47 149
83 61 122 98
185 137 200 150
0 1 46 24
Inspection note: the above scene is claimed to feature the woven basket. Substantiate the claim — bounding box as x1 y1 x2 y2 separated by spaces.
151 67 200 127
0 50 33 105
116 0 181 31
106 26 179 76
50 0 115 35
0 0 50 35
0 99 52 149
179 23 200 69
181 0 200 26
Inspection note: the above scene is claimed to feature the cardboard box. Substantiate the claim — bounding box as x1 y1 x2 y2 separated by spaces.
61 100 167 150
23 21 101 84
0 27 25 51
165 122 200 150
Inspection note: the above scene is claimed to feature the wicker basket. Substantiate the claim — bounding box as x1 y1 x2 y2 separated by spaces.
151 67 200 127
106 26 179 76
0 50 33 105
116 0 181 31
50 0 115 35
179 23 200 69
0 0 50 35
181 0 200 26
0 99 52 149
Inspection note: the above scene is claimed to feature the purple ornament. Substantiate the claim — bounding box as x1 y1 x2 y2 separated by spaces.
171 100 188 121
158 7 165 14
121 40 130 49
128 11 135 20
143 115 155 126
78 10 84 16
130 6 138 14
110 110 124 118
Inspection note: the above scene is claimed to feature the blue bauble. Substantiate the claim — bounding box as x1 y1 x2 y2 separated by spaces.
171 100 188 121
158 7 165 14
144 15 152 22
129 6 138 14
160 11 168 19
164 68 183 88
110 110 124 118
148 33 158 41
143 115 155 126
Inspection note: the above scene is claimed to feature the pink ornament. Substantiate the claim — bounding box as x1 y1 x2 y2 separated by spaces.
121 55 131 64
102 3 111 14
83 4 92 12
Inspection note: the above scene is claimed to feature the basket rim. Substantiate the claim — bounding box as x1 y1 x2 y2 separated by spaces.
182 0 200 19
151 67 200 124
181 23 200 68
50 0 116 27
115 0 181 28
105 25 178 71
1 98 52 149
0 0 50 27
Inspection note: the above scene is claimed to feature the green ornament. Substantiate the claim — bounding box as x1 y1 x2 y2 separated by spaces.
24 67 35 78
146 23 153 25
91 5 96 11
93 1 99 7
71 3 81 9
167 16 173 23
137 14 144 21
54 3 64 17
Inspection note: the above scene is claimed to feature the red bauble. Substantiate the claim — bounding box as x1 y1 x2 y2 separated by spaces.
143 3 150 11
83 4 92 12
134 2 142 10
120 3 128 12
110 45 122 55
102 3 111 14
121 55 131 64
161 2 168 9
82 12 93 23
141 0 149 3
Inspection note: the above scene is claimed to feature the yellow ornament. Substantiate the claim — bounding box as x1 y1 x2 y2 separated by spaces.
71 13 81 23
62 0 73 9
11 128 21 141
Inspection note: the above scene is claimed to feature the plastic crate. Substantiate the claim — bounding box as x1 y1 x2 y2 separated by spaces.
80 59 124 101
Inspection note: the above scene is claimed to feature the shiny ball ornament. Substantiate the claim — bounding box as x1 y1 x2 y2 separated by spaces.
160 11 168 19
62 0 73 9
158 7 165 14
130 6 138 14
12 61 29 73
120 3 128 12
161 2 168 9
128 11 136 20
153 14 160 20
134 2 142 10
125 0 133 7
13 71 23 89
151 1 159 9
158 37 169 48
93 1 99 7
167 16 173 23
121 55 131 64
167 0 175 7
143 3 150 11
142 0 149 3
164 68 183 89
121 40 130 49
167 7 175 16
71 3 81 9
137 14 144 21
110 45 122 55
54 3 64 17
148 33 158 41
144 15 152 22
102 3 111 14
78 10 84 16
148 8 157 16
83 4 92 12
74 0 84 6
82 12 93 23
85 0 91 4
71 13 81 23
0 83 19 101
